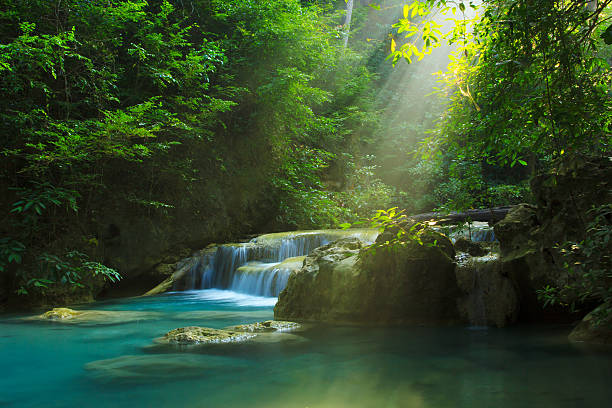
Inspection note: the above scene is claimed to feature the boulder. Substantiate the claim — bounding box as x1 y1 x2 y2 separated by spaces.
151 325 306 351
157 326 257 345
568 304 612 345
274 232 461 325
454 237 489 257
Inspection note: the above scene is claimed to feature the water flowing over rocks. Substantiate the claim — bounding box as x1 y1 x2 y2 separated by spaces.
455 251 519 328
143 229 377 297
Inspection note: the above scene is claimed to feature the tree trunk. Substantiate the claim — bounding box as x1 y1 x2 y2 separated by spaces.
343 0 354 48
407 206 515 224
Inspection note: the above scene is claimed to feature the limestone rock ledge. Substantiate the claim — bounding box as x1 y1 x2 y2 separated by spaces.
274 233 461 325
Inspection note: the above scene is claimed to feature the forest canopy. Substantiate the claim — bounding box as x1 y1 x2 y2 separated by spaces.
0 0 610 308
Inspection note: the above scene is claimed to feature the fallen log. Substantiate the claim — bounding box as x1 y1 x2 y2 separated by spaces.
407 206 515 225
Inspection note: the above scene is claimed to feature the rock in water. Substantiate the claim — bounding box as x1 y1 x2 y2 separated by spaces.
26 308 160 325
158 326 257 345
568 304 612 345
224 320 301 332
274 233 461 325
455 252 519 327
41 307 82 319
85 354 248 383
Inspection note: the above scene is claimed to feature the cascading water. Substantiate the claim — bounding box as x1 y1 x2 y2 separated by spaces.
439 221 496 243
177 229 378 297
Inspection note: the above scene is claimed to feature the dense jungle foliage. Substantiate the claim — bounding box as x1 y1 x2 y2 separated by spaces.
0 0 610 310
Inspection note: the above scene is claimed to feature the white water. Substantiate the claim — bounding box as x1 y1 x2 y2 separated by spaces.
175 289 279 307
179 229 378 297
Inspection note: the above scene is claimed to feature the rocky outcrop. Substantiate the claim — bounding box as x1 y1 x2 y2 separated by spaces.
274 232 461 325
494 157 612 323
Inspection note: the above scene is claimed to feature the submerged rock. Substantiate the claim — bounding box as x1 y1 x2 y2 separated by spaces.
85 354 247 383
275 232 461 325
26 307 160 325
224 320 301 333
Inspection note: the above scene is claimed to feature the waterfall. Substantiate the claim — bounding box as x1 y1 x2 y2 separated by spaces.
441 222 496 243
176 229 378 297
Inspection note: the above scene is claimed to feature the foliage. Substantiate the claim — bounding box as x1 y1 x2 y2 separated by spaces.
342 207 437 257
16 251 121 296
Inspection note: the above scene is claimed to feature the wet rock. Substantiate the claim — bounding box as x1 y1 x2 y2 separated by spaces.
455 253 519 327
41 307 82 319
275 233 461 325
224 320 301 333
143 245 218 296
454 237 488 257
568 304 612 345
157 326 257 345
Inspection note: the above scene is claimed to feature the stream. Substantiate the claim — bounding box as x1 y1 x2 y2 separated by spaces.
1 227 610 407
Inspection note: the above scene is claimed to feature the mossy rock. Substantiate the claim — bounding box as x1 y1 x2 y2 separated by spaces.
224 320 301 333
454 237 489 257
27 308 160 325
275 233 461 325
41 307 82 319
157 326 257 345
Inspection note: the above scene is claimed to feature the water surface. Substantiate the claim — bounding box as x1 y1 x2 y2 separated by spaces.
1 290 610 408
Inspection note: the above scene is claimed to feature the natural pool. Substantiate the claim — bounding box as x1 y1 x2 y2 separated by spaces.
1 290 611 408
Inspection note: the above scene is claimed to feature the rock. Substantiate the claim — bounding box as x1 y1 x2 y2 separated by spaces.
26 308 160 325
568 304 612 345
85 354 247 383
150 325 306 351
455 253 519 327
143 245 218 296
157 326 257 345
274 233 461 325
493 158 612 323
454 237 489 257
40 307 82 319
224 320 301 332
